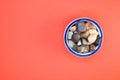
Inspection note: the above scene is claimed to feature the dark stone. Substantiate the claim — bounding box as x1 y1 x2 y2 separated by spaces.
94 37 102 46
72 33 80 43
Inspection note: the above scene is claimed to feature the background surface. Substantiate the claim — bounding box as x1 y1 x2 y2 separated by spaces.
0 0 120 80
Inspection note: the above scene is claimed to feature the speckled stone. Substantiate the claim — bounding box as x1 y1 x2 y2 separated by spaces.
70 26 76 32
72 33 80 43
77 22 86 32
77 45 89 53
67 31 73 39
68 40 75 48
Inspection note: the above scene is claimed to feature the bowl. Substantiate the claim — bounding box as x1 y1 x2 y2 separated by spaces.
64 18 103 57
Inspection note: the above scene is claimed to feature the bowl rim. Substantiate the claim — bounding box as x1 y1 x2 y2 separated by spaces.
64 17 103 57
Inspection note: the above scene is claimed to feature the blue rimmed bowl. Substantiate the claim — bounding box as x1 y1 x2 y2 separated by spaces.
64 18 103 57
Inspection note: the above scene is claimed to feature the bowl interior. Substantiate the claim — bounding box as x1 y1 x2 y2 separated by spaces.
64 18 103 57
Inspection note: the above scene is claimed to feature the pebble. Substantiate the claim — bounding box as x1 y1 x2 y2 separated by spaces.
72 33 80 43
89 29 98 35
77 22 86 32
87 29 99 44
94 37 102 46
78 45 89 53
68 40 75 48
82 39 88 45
70 26 76 32
90 45 96 52
72 45 78 52
77 40 82 46
85 22 90 30
89 24 96 29
67 31 73 39
80 31 90 38
85 22 96 30
88 34 97 44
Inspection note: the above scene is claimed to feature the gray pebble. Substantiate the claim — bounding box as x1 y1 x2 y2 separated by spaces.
77 22 86 32
72 45 78 52
82 39 88 45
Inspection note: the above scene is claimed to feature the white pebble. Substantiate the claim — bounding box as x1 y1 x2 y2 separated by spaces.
68 40 75 48
77 40 82 46
89 29 98 35
88 34 97 44
67 31 73 39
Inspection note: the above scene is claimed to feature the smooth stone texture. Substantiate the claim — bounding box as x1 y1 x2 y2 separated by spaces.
67 31 73 39
77 40 82 46
89 29 98 35
77 22 86 32
78 45 89 53
87 29 99 44
88 34 97 44
68 40 75 48
80 31 90 38
82 39 88 45
72 33 80 43
70 26 76 32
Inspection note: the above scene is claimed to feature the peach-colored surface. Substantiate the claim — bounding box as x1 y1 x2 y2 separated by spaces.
0 0 120 80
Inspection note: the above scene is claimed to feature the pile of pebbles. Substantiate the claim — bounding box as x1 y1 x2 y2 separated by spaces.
67 21 102 53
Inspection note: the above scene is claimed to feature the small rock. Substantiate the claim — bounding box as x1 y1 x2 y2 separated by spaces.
70 26 76 32
72 45 78 52
77 40 82 46
90 45 96 52
89 29 98 35
82 39 88 45
85 22 90 30
85 22 96 30
88 34 97 44
78 45 89 53
67 31 73 39
68 40 75 48
80 31 90 38
89 23 96 29
77 22 86 32
72 33 80 43
87 29 99 45
94 37 102 46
